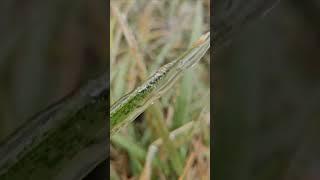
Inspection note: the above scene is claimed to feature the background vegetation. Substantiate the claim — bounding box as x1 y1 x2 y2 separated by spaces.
213 0 320 179
0 1 107 179
0 0 106 142
110 0 210 179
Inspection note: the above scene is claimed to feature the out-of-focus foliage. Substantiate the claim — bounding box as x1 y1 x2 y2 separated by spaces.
213 0 320 179
110 0 210 179
0 0 106 142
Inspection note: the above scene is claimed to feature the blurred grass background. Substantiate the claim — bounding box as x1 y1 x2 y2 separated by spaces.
110 0 210 179
0 1 106 145
213 1 320 179
0 1 107 179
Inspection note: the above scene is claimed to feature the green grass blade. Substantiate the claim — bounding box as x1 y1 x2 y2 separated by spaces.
110 32 210 136
172 70 193 129
173 0 204 129
111 134 146 160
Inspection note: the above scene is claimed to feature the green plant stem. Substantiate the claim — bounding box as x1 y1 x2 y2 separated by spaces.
110 32 210 136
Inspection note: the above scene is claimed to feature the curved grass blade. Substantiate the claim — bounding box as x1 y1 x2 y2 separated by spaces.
110 32 210 136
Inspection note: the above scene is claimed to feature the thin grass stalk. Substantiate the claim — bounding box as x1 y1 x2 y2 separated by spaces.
139 95 210 179
148 103 184 175
111 3 147 80
110 32 210 136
